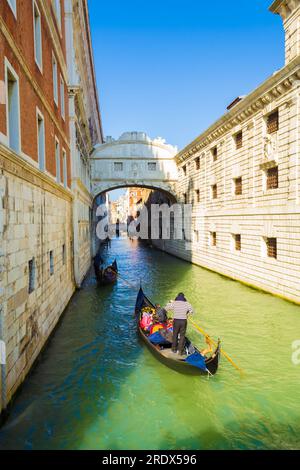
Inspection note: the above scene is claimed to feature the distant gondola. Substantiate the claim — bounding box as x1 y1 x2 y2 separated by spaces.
135 288 220 376
95 259 118 285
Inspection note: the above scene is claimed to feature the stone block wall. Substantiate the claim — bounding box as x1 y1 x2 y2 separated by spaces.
152 61 300 305
0 147 75 412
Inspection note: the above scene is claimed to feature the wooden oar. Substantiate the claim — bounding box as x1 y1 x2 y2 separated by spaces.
110 267 138 290
189 318 244 376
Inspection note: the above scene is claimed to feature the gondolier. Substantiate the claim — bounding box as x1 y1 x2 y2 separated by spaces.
135 288 220 375
164 293 194 357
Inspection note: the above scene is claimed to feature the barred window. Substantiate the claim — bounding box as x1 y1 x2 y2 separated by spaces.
212 146 218 161
266 238 277 259
195 189 200 203
28 258 35 293
148 162 156 171
266 166 278 190
267 110 279 134
210 232 217 247
212 184 217 199
234 177 242 196
235 131 243 149
114 162 123 172
62 244 66 265
50 251 54 276
195 157 200 170
235 234 241 251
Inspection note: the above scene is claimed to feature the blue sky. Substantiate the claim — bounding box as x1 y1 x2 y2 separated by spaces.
88 0 284 152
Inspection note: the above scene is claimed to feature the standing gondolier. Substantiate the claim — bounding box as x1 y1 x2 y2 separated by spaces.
164 293 194 357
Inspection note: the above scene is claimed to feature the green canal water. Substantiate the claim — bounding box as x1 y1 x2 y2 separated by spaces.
0 238 300 450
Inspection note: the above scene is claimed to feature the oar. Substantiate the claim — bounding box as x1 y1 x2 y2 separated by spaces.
189 318 244 376
110 267 139 290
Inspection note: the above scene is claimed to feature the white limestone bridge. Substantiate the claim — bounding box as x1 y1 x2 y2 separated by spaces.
91 132 179 198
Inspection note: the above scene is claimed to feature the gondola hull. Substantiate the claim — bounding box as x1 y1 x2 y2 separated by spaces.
95 260 118 285
135 288 220 376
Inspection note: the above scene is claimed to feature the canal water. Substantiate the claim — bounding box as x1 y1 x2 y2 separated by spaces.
0 238 300 450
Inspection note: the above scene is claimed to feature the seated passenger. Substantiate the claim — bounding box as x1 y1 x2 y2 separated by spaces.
154 304 168 323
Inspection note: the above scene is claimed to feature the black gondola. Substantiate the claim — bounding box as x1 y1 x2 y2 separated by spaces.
135 288 220 376
95 259 118 285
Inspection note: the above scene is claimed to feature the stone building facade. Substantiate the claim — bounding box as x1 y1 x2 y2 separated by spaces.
0 0 102 415
65 0 103 286
153 0 300 305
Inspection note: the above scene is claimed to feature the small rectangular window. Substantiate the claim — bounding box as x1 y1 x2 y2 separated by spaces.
235 234 241 251
195 189 200 203
266 238 277 259
52 54 58 104
267 110 279 134
234 177 242 196
33 2 42 70
182 165 187 176
60 76 65 119
266 166 278 190
210 232 217 247
212 146 218 161
148 162 156 171
6 62 20 153
211 184 217 199
62 149 67 187
37 111 45 171
183 193 188 204
49 251 54 276
235 131 243 149
195 157 200 170
28 258 35 293
114 162 123 172
55 138 60 183
62 244 66 265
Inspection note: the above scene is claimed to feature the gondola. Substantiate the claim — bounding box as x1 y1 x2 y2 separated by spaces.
95 259 118 285
135 288 220 376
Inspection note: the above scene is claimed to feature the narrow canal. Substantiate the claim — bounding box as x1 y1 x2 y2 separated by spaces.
0 238 300 450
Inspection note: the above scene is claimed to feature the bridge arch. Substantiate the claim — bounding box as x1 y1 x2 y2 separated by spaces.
91 131 179 199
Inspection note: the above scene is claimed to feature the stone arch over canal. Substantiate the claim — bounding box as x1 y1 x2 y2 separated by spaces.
90 131 179 199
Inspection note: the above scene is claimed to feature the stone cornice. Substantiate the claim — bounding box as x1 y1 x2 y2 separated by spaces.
90 156 176 161
176 56 300 164
0 18 70 150
0 144 73 202
269 0 300 21
94 139 177 156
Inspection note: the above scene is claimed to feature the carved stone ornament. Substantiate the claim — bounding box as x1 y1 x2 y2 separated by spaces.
263 134 278 162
